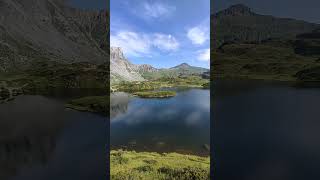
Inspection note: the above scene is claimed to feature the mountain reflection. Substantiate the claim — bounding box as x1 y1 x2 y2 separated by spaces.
0 136 56 180
0 95 107 180
111 89 210 126
110 89 210 156
110 92 130 119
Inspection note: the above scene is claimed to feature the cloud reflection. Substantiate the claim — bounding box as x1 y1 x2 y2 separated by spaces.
110 89 210 127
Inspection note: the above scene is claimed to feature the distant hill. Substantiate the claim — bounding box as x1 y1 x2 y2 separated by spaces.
0 0 109 73
140 63 209 80
212 4 320 48
110 47 208 83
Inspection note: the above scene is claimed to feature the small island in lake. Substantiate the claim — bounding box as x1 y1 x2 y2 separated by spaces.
133 91 176 98
65 95 109 114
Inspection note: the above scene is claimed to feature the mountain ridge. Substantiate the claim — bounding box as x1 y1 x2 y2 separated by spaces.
212 4 320 48
212 5 320 82
0 0 109 73
110 47 209 82
171 63 192 69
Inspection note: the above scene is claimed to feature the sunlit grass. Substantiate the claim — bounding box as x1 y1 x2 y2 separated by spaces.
112 76 209 92
110 150 210 180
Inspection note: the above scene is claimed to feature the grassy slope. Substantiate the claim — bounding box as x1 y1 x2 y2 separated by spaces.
110 150 210 180
0 61 109 105
0 61 108 93
113 76 209 92
212 40 320 81
141 67 208 80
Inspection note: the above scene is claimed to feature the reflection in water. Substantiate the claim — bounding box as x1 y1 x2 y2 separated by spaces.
0 96 65 179
213 80 320 180
110 89 210 156
110 92 129 119
0 136 56 180
0 95 107 180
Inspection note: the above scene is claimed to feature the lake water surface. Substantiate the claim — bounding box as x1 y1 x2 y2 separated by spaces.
110 88 210 156
213 80 320 180
0 90 107 180
0 88 210 179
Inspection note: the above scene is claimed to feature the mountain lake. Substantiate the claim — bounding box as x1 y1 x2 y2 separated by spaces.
213 80 320 180
110 88 211 156
0 87 210 179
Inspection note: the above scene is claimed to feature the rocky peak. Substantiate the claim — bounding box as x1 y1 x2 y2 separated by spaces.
110 47 125 60
215 4 254 17
110 46 144 83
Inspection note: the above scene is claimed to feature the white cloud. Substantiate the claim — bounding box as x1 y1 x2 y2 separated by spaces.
142 1 176 19
187 21 210 45
153 33 179 51
111 31 179 57
197 48 210 61
111 31 151 57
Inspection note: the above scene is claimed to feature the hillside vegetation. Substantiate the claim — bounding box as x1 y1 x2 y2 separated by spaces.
212 37 320 81
0 61 108 102
112 76 209 92
110 150 210 180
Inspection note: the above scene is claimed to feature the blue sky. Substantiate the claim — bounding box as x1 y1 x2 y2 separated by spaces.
111 0 210 69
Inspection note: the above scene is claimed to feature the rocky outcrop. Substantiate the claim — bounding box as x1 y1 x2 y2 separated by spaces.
0 0 109 72
110 47 144 83
137 64 158 73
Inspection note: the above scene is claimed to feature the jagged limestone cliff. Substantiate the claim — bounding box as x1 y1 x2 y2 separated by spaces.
110 47 144 83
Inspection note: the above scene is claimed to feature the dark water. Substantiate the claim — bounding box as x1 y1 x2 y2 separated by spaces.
110 88 210 156
213 80 320 180
0 90 107 180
